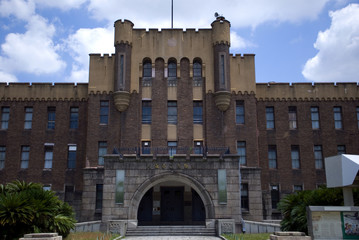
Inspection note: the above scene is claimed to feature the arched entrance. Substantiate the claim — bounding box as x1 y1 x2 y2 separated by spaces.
128 172 214 225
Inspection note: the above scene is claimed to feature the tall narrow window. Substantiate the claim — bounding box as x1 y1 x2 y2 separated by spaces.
47 107 56 130
288 106 297 129
168 141 177 156
96 184 103 210
220 54 226 86
100 101 109 124
236 101 245 124
21 146 30 169
241 183 249 210
142 141 151 154
44 145 53 169
266 107 275 129
194 141 203 154
143 61 152 78
271 185 280 209
168 61 177 78
237 141 246 165
24 107 33 129
69 107 79 129
334 106 343 129
193 101 203 124
67 145 77 169
193 61 202 77
311 107 320 129
0 146 5 169
168 101 177 124
119 55 124 86
218 169 227 204
115 170 125 204
291 145 300 169
1 107 10 130
337 145 346 155
357 107 359 129
314 145 323 169
98 141 107 166
142 101 152 124
64 185 74 204
268 145 277 169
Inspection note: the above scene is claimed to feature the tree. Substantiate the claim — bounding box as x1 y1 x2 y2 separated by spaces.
0 180 76 240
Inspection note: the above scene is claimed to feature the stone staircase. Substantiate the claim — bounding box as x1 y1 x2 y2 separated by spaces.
126 225 216 236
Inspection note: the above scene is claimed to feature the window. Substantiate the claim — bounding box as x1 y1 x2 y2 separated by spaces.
193 101 203 124
337 145 346 155
100 101 109 124
95 184 103 210
69 107 79 129
142 101 152 124
44 145 53 169
24 107 33 129
47 107 56 129
168 61 177 78
21 146 30 169
218 169 227 204
194 141 203 154
64 185 74 203
357 107 359 129
168 141 177 156
219 53 226 87
193 60 202 78
143 61 152 78
119 54 125 87
1 107 10 130
268 145 277 169
142 141 151 154
168 101 177 124
115 170 125 204
237 141 246 165
294 185 303 192
236 101 245 124
266 107 275 129
271 185 280 209
314 145 323 169
311 107 320 129
291 145 300 169
98 142 107 165
67 145 77 169
0 146 5 169
288 106 297 129
333 106 343 129
43 185 51 191
241 183 249 210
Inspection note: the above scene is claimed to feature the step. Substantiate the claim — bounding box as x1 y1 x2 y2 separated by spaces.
126 225 216 236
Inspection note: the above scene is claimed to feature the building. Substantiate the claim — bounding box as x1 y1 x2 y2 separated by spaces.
1 16 359 234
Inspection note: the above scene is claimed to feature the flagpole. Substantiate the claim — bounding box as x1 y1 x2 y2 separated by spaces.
171 0 173 28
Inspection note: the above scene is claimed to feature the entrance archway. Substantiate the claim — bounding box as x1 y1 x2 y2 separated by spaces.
128 172 215 225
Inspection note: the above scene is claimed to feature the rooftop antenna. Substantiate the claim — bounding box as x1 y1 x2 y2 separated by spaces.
171 0 174 28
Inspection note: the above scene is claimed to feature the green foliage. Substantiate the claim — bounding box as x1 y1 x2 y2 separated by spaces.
277 187 345 234
0 180 76 240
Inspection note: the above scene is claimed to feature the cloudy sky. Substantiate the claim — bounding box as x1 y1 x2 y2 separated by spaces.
0 0 358 84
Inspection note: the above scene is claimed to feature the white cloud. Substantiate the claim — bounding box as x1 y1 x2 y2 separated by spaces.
0 0 35 20
64 26 114 82
33 0 87 10
87 0 333 29
0 71 18 82
230 31 256 52
302 4 359 82
0 15 66 75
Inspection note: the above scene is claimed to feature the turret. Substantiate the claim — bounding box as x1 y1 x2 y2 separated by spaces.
212 16 231 112
113 19 134 112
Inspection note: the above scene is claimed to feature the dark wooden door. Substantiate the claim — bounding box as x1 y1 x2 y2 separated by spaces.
161 187 184 222
192 189 205 222
138 188 153 223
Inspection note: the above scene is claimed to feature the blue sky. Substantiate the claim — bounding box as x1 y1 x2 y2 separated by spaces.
0 0 358 84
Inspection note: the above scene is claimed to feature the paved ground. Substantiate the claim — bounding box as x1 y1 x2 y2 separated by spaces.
124 236 222 240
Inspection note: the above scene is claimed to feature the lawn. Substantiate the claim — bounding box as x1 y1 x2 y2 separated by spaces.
65 232 121 240
222 233 271 240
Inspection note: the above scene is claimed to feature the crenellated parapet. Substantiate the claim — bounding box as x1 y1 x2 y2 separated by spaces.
211 17 231 46
256 82 359 101
88 54 115 94
114 19 134 46
229 54 256 94
0 82 88 101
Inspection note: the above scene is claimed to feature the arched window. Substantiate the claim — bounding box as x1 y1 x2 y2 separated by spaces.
143 60 152 78
193 60 202 78
168 60 177 78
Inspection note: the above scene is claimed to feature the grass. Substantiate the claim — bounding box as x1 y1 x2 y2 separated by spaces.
65 232 121 240
222 233 271 240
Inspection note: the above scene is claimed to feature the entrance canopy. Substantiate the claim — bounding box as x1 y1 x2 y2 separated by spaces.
325 154 359 188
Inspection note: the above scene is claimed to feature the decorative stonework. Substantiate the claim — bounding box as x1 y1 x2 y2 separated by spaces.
214 91 231 111
108 220 127 236
217 219 235 235
113 91 130 112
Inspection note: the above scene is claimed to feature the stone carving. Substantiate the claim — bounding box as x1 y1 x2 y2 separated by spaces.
108 220 127 236
221 221 234 234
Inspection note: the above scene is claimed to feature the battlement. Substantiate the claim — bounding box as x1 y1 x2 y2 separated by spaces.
256 82 359 101
0 82 88 101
